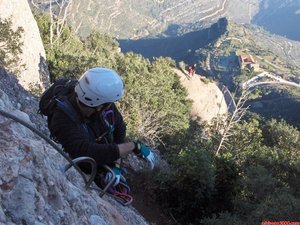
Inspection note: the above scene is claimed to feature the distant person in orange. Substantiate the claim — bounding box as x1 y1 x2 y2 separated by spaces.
188 64 197 77
188 66 193 76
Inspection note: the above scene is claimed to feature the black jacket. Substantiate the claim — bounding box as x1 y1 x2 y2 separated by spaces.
48 93 126 166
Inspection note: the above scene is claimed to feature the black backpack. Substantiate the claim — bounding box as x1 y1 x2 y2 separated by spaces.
39 79 90 141
39 79 77 119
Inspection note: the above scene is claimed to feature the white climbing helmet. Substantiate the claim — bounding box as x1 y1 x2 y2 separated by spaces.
74 67 124 107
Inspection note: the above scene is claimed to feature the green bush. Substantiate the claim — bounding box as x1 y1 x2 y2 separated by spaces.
213 153 239 212
154 148 215 224
0 17 24 75
254 192 300 221
116 54 191 143
178 60 186 72
196 116 300 224
35 13 117 81
152 149 240 225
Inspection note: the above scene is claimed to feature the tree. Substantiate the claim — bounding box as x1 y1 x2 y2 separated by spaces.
116 54 191 146
35 12 87 81
213 90 250 155
34 0 73 49
0 18 24 75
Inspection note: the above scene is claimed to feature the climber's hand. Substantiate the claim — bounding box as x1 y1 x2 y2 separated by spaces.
133 141 155 169
105 163 121 186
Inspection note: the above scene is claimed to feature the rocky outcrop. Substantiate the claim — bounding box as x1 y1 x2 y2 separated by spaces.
0 0 49 91
0 69 148 225
175 69 227 122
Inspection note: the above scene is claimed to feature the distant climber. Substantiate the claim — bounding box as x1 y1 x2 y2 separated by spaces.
188 64 197 77
39 67 156 201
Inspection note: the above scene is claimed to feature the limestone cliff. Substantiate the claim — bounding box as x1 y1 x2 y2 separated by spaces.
0 0 49 91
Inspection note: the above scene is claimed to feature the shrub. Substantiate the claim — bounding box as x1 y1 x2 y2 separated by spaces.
254 192 300 221
0 17 24 75
178 60 186 72
200 212 244 225
213 153 239 212
154 148 215 224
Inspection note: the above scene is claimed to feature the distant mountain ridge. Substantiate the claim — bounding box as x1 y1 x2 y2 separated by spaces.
29 0 300 75
31 0 299 41
119 17 228 61
120 18 300 75
31 0 259 39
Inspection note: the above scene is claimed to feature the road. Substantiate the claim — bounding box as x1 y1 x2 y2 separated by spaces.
242 71 300 90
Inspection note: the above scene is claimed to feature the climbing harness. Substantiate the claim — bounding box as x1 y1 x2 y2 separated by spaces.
0 109 132 206
96 109 134 205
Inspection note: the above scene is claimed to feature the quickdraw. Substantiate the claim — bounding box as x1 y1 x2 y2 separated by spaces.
95 109 115 143
102 109 115 143
109 181 133 206
95 167 134 206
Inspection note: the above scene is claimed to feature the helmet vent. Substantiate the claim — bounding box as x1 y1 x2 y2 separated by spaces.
85 97 92 101
84 76 90 84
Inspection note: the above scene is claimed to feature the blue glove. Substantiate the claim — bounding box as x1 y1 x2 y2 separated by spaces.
133 141 155 169
105 163 121 187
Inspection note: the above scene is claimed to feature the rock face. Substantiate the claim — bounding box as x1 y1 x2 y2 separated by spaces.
0 0 49 91
175 69 228 122
0 69 148 225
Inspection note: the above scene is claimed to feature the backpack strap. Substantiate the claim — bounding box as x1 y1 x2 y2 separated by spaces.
56 98 81 124
55 98 93 141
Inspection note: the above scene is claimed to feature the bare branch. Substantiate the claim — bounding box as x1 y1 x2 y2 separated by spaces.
30 0 39 9
74 20 83 33
48 0 73 48
215 90 249 156
49 0 54 47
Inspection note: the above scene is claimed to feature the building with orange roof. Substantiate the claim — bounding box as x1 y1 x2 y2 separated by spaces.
238 54 260 71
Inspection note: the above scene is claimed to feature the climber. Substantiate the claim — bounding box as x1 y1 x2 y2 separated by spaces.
188 64 197 77
40 67 156 190
188 66 193 76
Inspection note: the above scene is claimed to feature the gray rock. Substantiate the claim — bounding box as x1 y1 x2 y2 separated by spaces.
0 0 50 91
89 215 108 225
